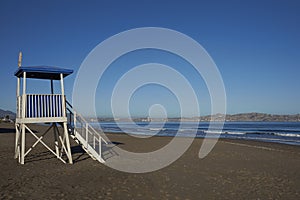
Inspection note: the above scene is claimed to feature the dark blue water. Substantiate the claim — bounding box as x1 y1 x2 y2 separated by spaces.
92 121 300 146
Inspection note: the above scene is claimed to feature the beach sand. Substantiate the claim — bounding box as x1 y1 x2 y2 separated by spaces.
1 122 300 199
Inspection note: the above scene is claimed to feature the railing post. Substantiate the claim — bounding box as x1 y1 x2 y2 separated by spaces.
99 135 102 161
85 124 88 148
74 111 76 129
93 134 96 148
37 94 40 118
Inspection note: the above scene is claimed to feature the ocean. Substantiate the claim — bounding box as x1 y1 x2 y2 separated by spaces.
92 121 300 146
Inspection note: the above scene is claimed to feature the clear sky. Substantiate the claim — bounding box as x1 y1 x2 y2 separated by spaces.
1 0 300 117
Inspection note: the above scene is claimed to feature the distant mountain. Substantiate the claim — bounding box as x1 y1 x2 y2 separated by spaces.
198 113 300 122
0 109 16 119
95 112 300 122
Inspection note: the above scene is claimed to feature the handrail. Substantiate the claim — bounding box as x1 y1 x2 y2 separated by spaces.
65 100 107 162
66 100 106 141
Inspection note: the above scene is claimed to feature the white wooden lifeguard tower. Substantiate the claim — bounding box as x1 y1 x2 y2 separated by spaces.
14 53 108 165
14 52 73 164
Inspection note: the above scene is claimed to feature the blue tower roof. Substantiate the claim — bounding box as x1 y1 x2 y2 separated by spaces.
14 66 73 80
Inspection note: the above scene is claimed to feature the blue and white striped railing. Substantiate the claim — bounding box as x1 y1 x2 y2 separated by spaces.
25 94 64 118
17 94 65 119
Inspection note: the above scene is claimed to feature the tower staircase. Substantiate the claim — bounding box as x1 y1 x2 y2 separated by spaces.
66 101 108 163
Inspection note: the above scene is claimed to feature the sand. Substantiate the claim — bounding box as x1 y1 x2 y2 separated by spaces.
0 122 300 199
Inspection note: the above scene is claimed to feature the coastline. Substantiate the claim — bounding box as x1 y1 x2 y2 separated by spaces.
99 121 300 146
1 123 300 199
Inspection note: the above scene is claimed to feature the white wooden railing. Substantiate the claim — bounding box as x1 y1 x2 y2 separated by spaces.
66 101 108 163
17 94 65 119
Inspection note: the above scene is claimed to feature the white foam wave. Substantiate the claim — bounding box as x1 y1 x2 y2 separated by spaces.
204 130 223 134
149 128 166 131
223 131 246 135
273 133 300 137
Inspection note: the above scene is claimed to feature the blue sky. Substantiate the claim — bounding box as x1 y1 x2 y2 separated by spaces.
1 0 300 117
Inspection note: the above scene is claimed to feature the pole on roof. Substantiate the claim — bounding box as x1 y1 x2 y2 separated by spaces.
18 52 22 68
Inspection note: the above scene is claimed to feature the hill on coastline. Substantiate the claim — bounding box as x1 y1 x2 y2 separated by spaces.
197 112 300 122
99 113 300 122
0 109 16 120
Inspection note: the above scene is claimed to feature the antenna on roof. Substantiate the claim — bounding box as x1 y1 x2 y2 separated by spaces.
18 51 22 68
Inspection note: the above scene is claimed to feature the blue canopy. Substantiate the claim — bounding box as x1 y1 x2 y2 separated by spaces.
14 66 73 80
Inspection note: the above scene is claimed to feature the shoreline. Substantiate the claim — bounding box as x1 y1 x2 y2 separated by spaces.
105 131 300 147
98 120 300 147
1 123 300 199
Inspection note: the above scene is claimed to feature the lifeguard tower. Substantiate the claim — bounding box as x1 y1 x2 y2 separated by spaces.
14 52 108 165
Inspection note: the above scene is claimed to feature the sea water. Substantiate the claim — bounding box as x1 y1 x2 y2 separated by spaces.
92 121 300 146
